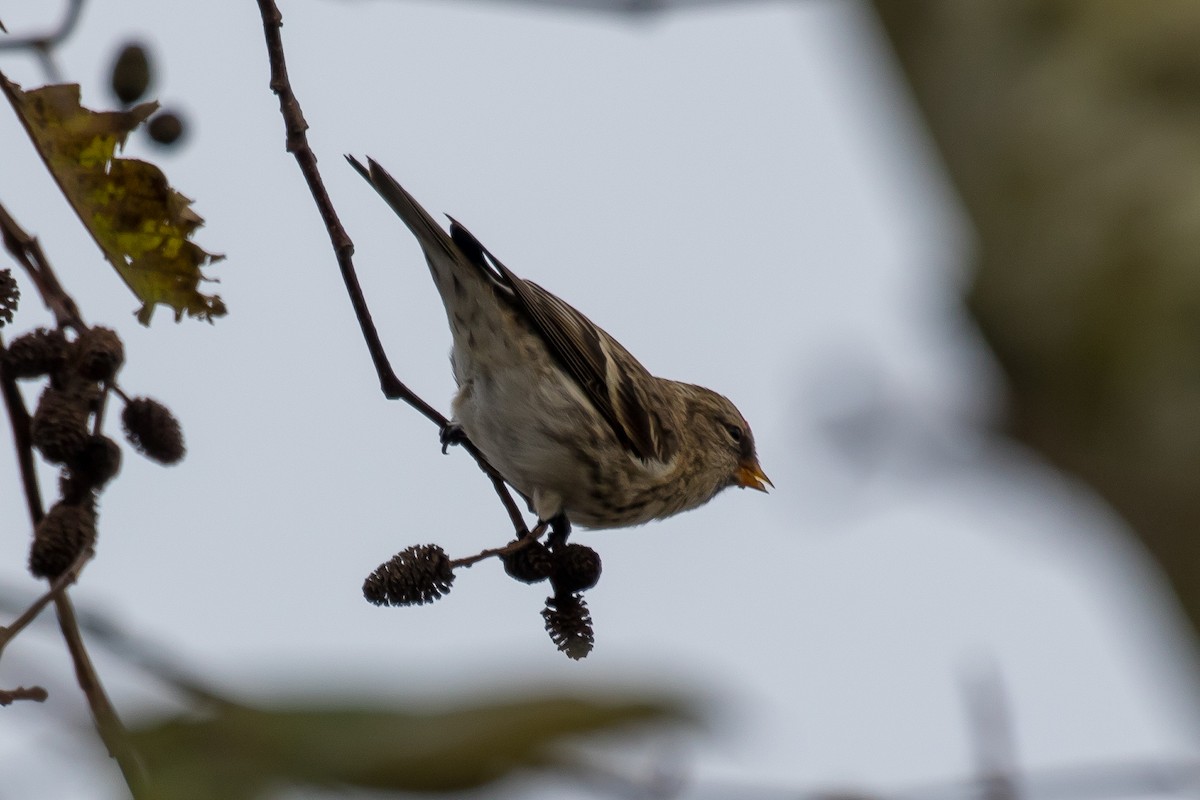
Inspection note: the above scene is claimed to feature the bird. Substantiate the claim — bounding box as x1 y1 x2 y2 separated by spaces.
348 156 770 535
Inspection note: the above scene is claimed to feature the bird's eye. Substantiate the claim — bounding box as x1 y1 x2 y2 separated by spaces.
723 423 743 443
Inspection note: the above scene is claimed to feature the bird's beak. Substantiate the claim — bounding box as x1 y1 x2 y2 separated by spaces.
734 459 773 492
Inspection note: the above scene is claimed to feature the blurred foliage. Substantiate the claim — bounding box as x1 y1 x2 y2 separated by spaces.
0 75 223 324
873 1 1200 635
127 694 688 799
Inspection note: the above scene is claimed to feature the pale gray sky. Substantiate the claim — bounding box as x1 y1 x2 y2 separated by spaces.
1 1 1198 798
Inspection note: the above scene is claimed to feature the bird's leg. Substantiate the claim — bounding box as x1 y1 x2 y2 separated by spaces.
546 513 572 550
439 422 468 454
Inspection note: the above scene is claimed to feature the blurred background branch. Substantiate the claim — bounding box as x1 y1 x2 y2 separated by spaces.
873 0 1200 641
0 0 84 82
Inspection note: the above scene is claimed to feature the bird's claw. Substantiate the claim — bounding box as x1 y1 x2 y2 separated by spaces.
546 513 572 549
440 423 468 454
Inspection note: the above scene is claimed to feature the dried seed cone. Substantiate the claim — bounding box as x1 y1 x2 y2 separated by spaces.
4 328 67 378
31 386 90 464
29 501 97 579
0 268 16 327
363 544 455 606
111 42 151 105
502 539 554 584
550 543 602 594
55 376 104 416
148 111 185 146
75 326 124 381
59 471 89 506
68 435 123 493
122 397 185 464
543 592 595 660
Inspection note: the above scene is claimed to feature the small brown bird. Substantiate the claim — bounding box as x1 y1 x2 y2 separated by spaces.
349 157 770 532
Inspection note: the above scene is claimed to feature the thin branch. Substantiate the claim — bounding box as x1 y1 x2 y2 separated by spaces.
70 603 233 708
0 581 234 709
254 0 530 536
450 521 549 569
0 202 149 796
0 346 42 524
32 47 63 85
55 593 152 797
0 547 92 662
0 0 85 83
0 201 85 328
0 205 69 523
0 685 48 705
254 0 435 421
0 0 85 51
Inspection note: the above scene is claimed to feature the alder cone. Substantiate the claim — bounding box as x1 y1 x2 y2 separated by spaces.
31 387 90 464
29 501 97 579
122 397 185 464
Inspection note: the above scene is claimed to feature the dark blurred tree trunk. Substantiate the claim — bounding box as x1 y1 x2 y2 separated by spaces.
873 0 1200 639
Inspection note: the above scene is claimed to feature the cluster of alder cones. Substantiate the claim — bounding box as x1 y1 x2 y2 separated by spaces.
2 320 184 580
363 537 603 660
3 271 601 659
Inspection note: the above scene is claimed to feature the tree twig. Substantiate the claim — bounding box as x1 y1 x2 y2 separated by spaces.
0 580 234 710
254 0 530 536
450 521 549 569
0 203 81 524
67 598 233 709
0 0 86 83
0 685 48 705
0 547 93 662
0 0 85 51
0 202 149 796
0 345 42 524
0 201 85 328
55 593 151 796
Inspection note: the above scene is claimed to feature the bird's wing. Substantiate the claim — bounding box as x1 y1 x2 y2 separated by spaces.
448 218 679 465
348 155 678 464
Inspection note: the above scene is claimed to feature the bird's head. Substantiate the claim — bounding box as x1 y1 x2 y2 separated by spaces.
679 384 772 500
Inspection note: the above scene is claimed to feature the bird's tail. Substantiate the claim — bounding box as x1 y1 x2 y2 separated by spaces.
346 155 463 270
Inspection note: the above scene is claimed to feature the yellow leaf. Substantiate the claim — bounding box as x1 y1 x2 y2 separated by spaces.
1 75 225 324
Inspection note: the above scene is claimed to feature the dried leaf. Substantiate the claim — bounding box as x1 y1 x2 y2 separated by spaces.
0 75 224 324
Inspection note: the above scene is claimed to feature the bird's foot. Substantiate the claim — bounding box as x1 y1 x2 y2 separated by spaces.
440 422 468 454
546 513 572 550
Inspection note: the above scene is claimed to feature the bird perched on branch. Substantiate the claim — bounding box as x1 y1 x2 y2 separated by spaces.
348 157 770 534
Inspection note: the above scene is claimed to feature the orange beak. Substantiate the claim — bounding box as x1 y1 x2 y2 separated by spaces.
734 459 773 492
